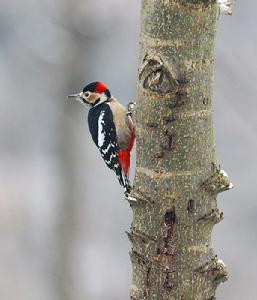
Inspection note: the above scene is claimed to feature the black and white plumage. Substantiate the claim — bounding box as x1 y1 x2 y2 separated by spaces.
88 103 128 190
68 81 135 196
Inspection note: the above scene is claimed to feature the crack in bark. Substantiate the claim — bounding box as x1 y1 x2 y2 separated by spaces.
156 208 177 290
187 199 195 213
130 250 153 300
161 132 176 151
165 207 176 225
163 265 175 290
130 250 150 266
144 264 152 299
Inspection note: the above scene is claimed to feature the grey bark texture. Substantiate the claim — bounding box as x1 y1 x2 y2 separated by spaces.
128 1 233 299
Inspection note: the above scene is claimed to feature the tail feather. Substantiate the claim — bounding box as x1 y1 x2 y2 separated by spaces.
124 174 131 194
115 166 131 194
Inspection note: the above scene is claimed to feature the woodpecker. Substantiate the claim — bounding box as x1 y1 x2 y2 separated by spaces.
68 82 135 196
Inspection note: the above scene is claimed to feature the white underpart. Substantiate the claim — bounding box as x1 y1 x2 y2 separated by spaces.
98 111 105 147
218 0 233 15
100 93 108 103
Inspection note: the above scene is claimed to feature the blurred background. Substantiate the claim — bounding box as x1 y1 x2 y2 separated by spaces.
0 0 256 299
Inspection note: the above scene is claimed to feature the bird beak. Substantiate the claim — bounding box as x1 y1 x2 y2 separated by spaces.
67 93 81 100
67 92 90 106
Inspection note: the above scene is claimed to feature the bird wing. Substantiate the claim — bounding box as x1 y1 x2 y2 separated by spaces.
96 107 127 188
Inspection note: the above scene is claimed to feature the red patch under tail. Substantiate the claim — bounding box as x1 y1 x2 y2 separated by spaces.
118 150 130 176
118 129 135 176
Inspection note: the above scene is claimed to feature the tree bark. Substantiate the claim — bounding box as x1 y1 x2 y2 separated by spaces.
128 1 233 299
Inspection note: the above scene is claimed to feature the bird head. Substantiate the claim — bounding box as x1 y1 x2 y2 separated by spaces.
67 81 111 107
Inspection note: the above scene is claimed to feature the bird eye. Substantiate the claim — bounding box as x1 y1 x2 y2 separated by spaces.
84 92 90 98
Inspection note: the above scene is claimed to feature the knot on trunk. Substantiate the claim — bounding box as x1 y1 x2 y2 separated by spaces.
203 163 233 193
195 255 228 285
139 54 179 94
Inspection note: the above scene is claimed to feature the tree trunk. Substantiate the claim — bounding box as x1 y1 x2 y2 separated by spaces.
128 1 233 299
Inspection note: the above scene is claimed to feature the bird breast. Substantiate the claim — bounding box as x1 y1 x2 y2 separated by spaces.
107 98 134 150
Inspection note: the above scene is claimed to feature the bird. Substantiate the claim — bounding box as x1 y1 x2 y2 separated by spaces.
68 81 135 197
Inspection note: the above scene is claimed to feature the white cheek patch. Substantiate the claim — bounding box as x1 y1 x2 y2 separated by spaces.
100 93 108 103
98 111 105 147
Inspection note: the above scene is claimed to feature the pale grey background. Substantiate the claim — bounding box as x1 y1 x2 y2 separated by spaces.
0 0 256 299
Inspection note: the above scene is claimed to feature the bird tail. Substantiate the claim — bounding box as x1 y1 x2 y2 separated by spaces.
116 166 131 195
116 150 132 194
124 174 131 194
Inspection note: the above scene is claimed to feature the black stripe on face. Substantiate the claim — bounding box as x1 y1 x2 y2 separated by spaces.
82 98 90 105
91 99 100 107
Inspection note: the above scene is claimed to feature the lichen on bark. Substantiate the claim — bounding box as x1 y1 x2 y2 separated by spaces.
128 1 232 299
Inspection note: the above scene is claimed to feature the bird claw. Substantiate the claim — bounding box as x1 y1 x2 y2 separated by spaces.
125 192 137 203
126 102 136 115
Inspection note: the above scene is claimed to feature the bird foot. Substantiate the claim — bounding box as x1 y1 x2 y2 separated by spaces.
126 102 136 115
125 192 137 203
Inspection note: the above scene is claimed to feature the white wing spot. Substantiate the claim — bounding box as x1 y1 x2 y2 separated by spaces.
98 111 105 147
101 143 112 154
105 153 117 164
